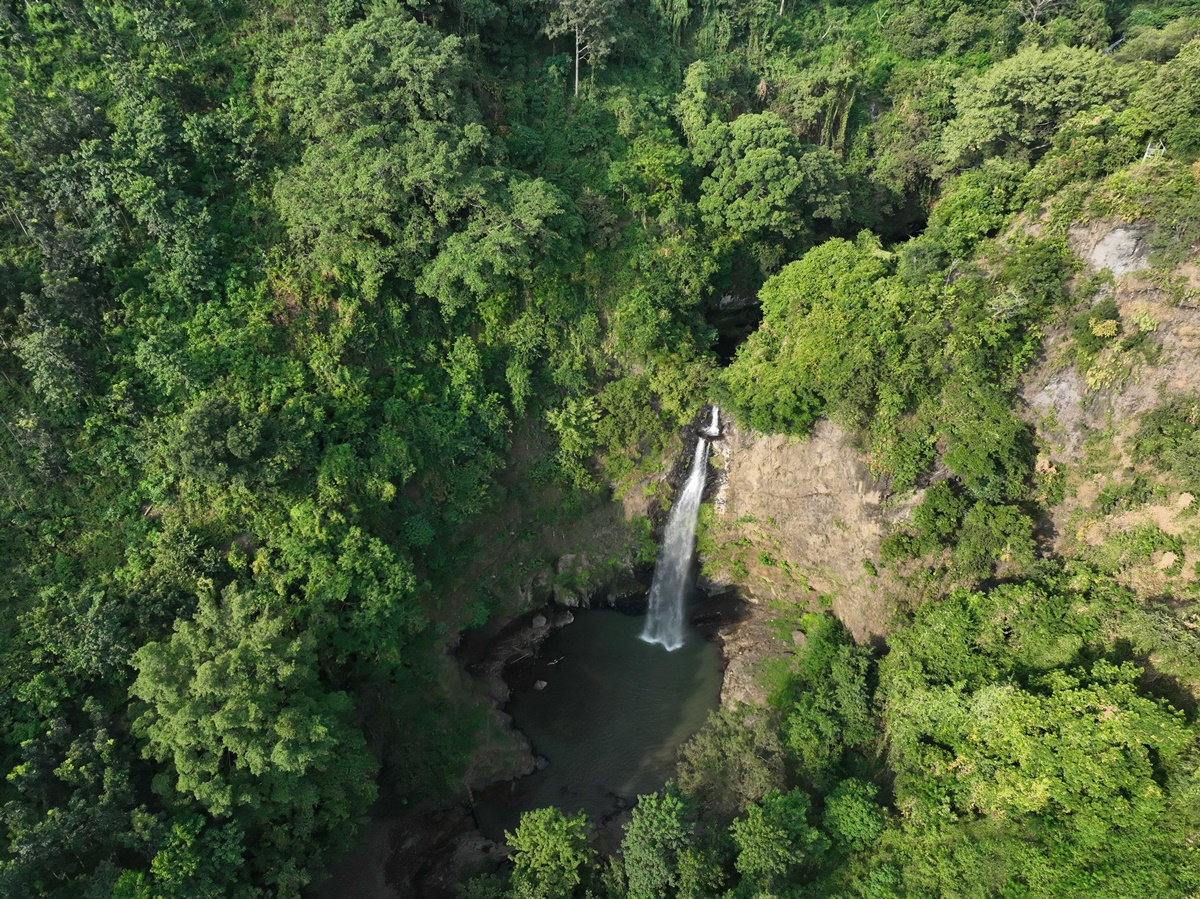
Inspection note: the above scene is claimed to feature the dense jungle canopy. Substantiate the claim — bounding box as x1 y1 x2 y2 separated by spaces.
3 0 1200 897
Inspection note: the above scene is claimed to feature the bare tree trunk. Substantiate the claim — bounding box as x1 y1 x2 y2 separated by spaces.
574 25 580 97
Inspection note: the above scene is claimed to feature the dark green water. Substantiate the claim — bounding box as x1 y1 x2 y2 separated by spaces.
474 609 723 839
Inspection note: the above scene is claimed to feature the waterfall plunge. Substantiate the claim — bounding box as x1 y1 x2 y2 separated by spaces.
641 407 719 651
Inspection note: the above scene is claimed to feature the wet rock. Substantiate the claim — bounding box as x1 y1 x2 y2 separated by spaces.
534 679 548 691
717 292 759 311
697 575 734 597
520 568 554 608
556 553 589 574
555 588 582 608
534 755 549 771
414 827 502 898
553 610 575 627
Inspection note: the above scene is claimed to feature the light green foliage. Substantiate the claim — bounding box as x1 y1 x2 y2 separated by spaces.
731 788 828 890
926 159 1026 258
941 45 1124 172
546 395 601 490
1129 37 1200 158
698 112 848 243
620 787 694 899
112 814 251 899
506 808 595 899
131 586 376 890
722 225 1065 510
5 0 1200 896
1134 398 1200 494
719 234 892 435
877 568 1200 894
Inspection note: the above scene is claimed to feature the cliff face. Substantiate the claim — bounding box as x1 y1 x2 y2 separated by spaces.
1020 219 1200 598
701 420 916 704
705 220 1200 705
1024 219 1200 459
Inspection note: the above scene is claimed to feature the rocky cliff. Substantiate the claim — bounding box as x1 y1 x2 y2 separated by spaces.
699 420 917 704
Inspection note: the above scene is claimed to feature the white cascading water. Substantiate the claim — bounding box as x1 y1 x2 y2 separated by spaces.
641 407 719 651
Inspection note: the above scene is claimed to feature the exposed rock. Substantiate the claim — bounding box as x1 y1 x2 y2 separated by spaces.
1071 220 1152 276
552 553 594 608
531 614 548 629
1022 256 1200 459
717 292 759 311
552 610 575 627
556 552 587 574
1158 551 1179 570
533 679 548 691
697 575 734 597
717 420 911 642
413 823 503 899
710 437 732 517
534 754 549 771
717 595 776 706
555 588 581 608
791 630 807 647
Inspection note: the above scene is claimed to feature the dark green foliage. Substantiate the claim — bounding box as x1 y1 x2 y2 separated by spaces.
1071 294 1122 359
765 612 876 788
881 481 968 562
822 778 885 853
677 705 785 822
951 501 1036 580
3 0 1200 897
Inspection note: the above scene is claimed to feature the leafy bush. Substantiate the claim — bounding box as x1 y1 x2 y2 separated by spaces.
952 502 1036 579
822 779 885 852
1134 398 1200 493
505 808 594 899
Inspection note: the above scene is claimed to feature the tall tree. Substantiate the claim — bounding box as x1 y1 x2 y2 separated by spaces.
543 0 619 97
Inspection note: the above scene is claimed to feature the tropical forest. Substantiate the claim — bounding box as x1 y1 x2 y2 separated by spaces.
3 0 1200 897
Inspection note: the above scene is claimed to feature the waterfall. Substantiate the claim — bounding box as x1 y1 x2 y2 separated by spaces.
641 408 717 651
